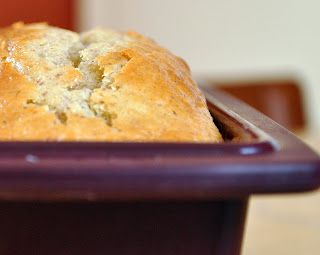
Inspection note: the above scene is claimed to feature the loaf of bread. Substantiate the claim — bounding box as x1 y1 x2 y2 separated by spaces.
0 23 222 142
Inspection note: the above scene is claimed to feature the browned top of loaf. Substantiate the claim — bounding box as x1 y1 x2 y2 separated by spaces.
0 23 222 142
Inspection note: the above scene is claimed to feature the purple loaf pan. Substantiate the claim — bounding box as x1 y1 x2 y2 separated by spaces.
0 88 318 255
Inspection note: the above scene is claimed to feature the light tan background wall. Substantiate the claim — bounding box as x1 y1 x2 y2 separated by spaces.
77 0 320 130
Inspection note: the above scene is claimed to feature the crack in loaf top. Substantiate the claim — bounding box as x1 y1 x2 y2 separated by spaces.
0 22 222 142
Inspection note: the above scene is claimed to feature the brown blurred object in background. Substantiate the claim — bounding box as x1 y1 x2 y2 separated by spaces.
0 0 74 29
208 79 305 131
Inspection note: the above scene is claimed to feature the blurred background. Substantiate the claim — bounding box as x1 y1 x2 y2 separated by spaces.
1 0 319 254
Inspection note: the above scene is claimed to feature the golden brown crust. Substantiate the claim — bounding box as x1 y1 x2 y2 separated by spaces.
0 23 222 142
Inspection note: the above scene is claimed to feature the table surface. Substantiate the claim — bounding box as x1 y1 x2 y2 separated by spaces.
243 130 320 255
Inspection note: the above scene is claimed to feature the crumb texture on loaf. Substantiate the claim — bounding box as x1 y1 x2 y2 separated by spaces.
0 22 222 142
